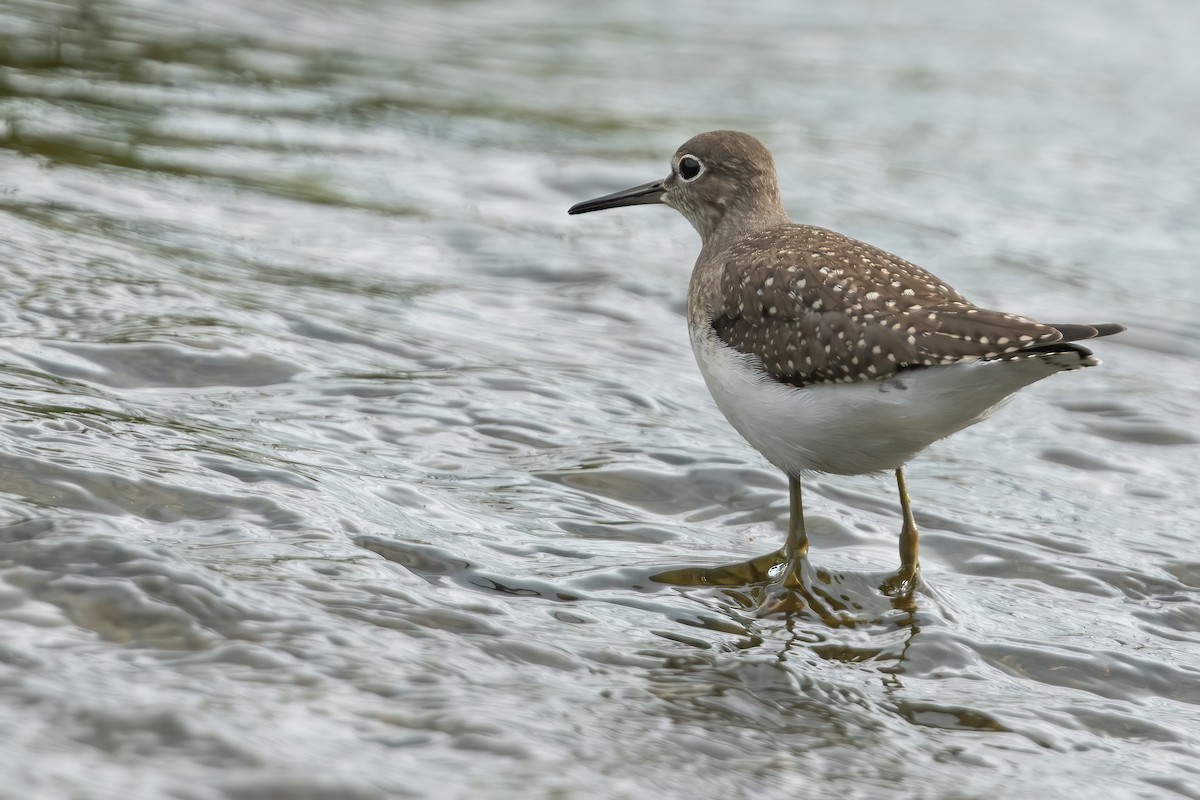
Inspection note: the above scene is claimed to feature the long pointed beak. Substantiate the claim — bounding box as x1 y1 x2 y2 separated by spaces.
568 179 666 215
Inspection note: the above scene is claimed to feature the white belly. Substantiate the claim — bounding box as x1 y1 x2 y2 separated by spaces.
690 327 1066 476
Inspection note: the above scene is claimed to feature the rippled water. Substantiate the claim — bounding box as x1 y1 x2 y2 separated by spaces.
1 1 1198 797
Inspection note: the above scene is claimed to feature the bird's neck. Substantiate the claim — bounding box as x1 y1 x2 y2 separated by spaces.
696 193 790 256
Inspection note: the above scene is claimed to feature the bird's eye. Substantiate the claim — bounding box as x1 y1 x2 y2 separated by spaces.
678 155 703 181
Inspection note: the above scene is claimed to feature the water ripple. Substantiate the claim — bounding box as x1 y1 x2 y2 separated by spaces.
0 0 1197 797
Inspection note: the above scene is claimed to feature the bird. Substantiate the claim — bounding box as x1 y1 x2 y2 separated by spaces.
567 130 1123 600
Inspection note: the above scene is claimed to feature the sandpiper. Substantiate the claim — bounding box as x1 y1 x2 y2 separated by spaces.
568 130 1122 598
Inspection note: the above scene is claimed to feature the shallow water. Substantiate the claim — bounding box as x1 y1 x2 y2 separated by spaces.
1 0 1198 797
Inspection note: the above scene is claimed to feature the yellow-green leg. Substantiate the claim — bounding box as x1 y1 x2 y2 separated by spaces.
881 467 921 596
778 475 809 586
652 475 807 587
652 476 851 619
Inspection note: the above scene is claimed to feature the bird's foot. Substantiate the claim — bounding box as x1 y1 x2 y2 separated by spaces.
653 552 857 620
879 564 922 597
746 554 813 615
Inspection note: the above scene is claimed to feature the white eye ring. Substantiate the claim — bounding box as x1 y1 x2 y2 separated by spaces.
677 155 704 182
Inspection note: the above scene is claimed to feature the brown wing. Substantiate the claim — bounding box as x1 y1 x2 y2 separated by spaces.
709 225 1066 386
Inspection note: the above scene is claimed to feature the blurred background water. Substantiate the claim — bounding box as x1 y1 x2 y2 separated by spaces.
0 0 1198 797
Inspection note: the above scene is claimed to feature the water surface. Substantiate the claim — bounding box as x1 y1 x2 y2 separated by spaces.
1 1 1198 798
